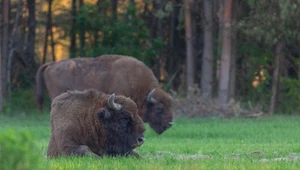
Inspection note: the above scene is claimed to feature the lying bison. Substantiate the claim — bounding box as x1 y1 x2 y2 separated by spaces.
36 55 173 134
47 89 145 158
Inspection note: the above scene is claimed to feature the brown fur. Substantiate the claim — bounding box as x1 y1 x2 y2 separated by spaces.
35 61 54 111
47 89 145 158
36 55 173 134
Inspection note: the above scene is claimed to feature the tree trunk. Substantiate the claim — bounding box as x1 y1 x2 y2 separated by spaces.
111 0 118 20
229 36 236 100
79 0 85 57
150 0 162 38
48 0 56 61
50 25 55 61
42 0 51 64
0 29 2 113
94 0 102 49
156 0 163 38
168 0 177 73
2 0 10 96
70 0 77 58
299 54 300 80
7 0 23 103
25 0 37 89
229 0 237 100
216 0 223 84
96 0 101 7
169 0 176 51
201 0 214 99
268 40 284 116
41 0 55 63
184 0 194 90
167 0 182 91
26 0 36 67
218 0 232 105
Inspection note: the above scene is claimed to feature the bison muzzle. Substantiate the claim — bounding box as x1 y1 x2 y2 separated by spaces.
47 89 145 158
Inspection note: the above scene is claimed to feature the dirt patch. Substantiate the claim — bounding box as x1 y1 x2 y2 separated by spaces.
260 153 300 162
152 151 212 160
146 150 300 162
225 151 300 162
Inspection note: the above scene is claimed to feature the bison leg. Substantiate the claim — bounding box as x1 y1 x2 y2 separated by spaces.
53 130 100 158
126 150 141 159
74 145 101 158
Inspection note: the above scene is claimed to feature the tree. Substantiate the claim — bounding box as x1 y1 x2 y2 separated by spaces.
111 0 118 20
49 2 56 62
7 0 23 102
201 0 214 99
42 0 55 63
79 0 85 57
149 0 166 39
241 1 300 114
155 0 163 38
268 40 284 115
229 0 237 100
166 0 184 91
2 0 10 97
26 0 36 66
0 30 2 113
70 0 77 58
24 0 37 88
184 0 195 90
218 0 233 104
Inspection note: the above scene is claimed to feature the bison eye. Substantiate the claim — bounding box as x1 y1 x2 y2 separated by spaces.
119 117 130 128
155 105 164 114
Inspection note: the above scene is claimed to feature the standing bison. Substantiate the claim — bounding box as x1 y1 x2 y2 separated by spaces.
36 55 173 134
47 89 145 158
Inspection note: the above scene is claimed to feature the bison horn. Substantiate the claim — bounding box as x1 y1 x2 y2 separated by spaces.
147 89 157 104
108 93 122 111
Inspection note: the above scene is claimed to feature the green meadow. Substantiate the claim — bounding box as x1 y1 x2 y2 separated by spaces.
0 113 300 170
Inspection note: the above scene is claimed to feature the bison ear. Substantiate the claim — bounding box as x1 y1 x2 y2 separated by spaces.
97 108 112 120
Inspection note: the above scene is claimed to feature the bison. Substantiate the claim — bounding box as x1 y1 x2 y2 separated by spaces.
36 55 173 134
47 89 145 158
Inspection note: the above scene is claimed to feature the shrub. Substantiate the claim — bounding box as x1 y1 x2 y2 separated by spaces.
2 89 51 114
280 77 300 114
0 129 43 170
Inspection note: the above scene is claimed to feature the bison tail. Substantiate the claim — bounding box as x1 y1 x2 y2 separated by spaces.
35 62 53 112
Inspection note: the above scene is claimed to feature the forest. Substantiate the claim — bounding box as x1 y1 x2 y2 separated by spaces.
1 0 300 115
2 1 300 169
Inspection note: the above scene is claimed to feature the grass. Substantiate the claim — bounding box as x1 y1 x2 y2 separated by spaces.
0 113 300 170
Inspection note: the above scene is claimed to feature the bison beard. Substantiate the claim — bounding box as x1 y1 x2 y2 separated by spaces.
36 55 174 134
47 89 145 158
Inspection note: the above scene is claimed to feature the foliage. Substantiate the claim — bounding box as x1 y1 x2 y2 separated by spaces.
235 0 300 113
240 0 300 46
235 42 272 111
280 77 300 113
1 115 300 169
74 3 164 66
3 0 300 115
0 129 43 170
2 89 51 115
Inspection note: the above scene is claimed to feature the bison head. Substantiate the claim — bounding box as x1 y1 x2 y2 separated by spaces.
98 93 145 157
144 88 173 134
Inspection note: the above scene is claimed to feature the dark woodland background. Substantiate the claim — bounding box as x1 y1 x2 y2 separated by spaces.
1 0 300 116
